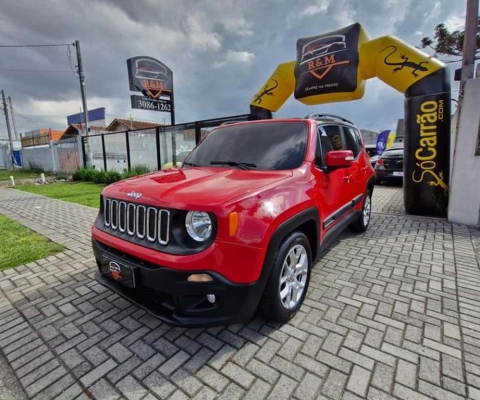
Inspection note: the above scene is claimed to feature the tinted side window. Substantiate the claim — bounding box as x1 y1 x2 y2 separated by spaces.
315 130 323 167
343 126 361 158
321 125 344 150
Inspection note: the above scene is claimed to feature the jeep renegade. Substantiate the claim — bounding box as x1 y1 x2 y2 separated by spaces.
91 113 376 327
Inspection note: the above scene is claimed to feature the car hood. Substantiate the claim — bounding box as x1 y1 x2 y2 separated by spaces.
102 167 293 209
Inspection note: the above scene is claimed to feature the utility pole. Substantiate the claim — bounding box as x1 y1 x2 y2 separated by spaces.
74 40 90 136
1 90 15 170
7 96 18 140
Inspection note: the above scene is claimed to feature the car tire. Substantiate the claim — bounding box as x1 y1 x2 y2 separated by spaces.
350 189 372 233
259 231 312 323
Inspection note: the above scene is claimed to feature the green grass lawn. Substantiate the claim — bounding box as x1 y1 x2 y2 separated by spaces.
0 214 65 270
0 169 52 181
17 182 105 208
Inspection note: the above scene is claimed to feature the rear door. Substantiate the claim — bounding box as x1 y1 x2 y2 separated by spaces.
342 125 366 203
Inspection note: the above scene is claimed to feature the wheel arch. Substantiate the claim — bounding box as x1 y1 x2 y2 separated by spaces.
264 207 320 276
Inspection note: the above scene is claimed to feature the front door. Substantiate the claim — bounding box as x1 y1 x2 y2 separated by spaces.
311 125 356 241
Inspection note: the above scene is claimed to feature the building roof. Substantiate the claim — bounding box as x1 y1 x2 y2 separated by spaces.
62 124 109 136
106 118 164 131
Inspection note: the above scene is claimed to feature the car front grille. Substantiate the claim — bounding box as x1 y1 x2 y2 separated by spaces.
104 198 170 245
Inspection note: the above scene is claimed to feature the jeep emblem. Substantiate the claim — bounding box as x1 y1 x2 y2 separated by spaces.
127 191 142 199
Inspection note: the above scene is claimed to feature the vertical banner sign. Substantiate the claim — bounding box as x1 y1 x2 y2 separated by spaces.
126 56 175 124
386 132 396 149
404 72 451 216
376 130 390 155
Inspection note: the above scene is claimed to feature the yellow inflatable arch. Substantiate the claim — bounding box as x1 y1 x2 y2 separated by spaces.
250 23 451 217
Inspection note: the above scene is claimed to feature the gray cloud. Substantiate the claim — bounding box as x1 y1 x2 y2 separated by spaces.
0 0 465 137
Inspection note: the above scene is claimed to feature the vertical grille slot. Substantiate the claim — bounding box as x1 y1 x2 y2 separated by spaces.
111 200 118 229
127 203 135 235
146 207 157 242
158 210 170 245
136 206 146 239
119 202 127 232
104 199 111 226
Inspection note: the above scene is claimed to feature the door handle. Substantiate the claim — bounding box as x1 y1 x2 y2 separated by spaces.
361 167 368 173
344 175 352 182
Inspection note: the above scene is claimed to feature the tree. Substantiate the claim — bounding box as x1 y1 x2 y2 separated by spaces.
418 18 480 61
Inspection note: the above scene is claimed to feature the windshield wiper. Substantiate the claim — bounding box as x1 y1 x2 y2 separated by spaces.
183 161 200 167
210 160 257 170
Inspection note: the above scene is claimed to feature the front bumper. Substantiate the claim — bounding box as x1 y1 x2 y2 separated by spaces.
92 238 265 327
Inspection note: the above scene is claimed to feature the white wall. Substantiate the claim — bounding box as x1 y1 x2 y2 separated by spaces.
448 77 480 227
21 144 59 172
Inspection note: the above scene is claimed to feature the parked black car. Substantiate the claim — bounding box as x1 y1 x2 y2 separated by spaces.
374 144 404 184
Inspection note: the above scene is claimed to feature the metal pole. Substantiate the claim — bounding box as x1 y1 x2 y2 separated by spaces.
74 40 90 136
7 97 18 140
1 90 15 170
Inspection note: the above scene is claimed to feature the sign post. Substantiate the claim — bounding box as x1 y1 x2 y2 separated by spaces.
126 56 175 125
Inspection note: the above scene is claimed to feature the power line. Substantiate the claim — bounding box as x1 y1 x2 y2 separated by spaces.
0 43 71 48
0 69 73 73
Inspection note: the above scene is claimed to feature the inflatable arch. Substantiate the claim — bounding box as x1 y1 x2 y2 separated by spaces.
250 23 451 217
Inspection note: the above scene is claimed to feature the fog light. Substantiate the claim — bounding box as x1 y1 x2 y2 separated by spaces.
187 274 213 282
206 294 216 303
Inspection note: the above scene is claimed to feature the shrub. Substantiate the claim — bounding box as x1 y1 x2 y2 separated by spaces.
122 164 151 180
92 170 108 184
72 169 83 181
105 171 123 184
130 164 150 176
80 167 101 182
71 164 151 184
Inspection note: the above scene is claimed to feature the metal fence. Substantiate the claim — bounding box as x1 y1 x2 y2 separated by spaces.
81 114 252 172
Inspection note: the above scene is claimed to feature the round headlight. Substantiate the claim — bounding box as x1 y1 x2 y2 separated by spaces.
185 211 212 242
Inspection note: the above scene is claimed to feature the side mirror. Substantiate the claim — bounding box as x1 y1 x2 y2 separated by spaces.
325 150 354 168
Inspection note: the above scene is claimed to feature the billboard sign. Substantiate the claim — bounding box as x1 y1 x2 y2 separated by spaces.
67 107 106 125
127 56 173 99
127 56 175 122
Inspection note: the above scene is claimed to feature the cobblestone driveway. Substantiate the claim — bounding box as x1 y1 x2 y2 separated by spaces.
1 186 480 400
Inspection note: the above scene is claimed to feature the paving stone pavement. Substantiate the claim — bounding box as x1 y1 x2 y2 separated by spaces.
1 186 480 399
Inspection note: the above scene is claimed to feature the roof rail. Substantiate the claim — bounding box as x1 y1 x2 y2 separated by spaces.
304 113 354 125
219 121 241 126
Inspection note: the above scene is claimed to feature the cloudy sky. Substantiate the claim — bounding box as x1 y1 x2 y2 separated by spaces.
0 0 467 139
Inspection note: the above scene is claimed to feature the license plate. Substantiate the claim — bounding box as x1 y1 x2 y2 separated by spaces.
105 258 136 288
393 171 404 177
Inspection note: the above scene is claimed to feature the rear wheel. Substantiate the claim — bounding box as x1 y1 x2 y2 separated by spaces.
259 231 312 323
350 189 372 232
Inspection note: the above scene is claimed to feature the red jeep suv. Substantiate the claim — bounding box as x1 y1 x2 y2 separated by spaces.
91 114 376 327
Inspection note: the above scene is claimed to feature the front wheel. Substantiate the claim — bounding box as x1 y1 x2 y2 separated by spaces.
259 231 312 323
350 189 372 233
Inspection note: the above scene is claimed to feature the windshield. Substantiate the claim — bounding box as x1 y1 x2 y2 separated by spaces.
183 122 308 170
